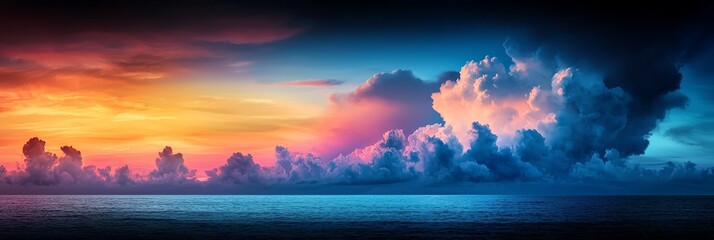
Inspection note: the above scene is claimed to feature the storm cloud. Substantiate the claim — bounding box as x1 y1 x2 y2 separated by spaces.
2 41 714 192
0 2 712 194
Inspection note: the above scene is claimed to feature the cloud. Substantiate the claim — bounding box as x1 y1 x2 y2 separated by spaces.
113 165 135 186
3 138 114 186
1 2 713 194
325 130 418 184
0 3 305 89
501 12 697 158
312 70 444 159
2 43 713 193
148 147 197 184
664 123 714 148
336 70 445 102
0 165 6 180
18 137 59 185
1 3 712 193
52 149 113 185
206 152 263 184
431 43 688 178
273 146 325 183
2 111 714 194
432 56 556 147
408 124 490 183
463 122 541 181
2 44 712 192
0 138 202 187
282 79 345 86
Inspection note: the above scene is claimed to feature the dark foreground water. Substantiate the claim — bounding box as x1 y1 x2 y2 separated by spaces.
1 195 713 239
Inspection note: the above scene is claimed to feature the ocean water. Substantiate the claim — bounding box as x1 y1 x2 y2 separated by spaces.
1 195 713 239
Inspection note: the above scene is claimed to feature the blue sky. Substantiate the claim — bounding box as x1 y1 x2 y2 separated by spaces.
643 66 714 168
0 1 712 194
245 28 512 85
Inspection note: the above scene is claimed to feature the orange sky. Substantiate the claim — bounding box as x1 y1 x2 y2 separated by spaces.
0 14 340 178
0 75 335 177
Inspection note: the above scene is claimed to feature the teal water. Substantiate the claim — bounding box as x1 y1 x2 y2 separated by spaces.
1 195 713 239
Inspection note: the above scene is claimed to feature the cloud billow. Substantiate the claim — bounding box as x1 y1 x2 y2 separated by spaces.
312 69 446 160
2 20 714 193
148 147 197 184
2 47 714 193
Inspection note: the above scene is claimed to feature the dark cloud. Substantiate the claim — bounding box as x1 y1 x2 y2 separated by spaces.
501 4 713 158
513 130 548 170
665 123 714 148
435 71 459 83
1 2 713 193
0 2 304 46
547 69 632 161
419 137 463 182
409 125 489 183
463 123 524 180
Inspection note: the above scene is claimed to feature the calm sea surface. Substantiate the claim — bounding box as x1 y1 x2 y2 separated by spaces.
1 195 713 239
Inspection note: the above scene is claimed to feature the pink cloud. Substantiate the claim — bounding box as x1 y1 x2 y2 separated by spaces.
310 70 443 159
0 16 304 88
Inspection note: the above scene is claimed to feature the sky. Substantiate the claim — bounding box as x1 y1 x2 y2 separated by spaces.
0 1 713 194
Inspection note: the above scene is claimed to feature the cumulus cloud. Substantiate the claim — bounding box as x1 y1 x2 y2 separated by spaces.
2 45 712 193
114 165 135 186
502 17 694 158
273 146 325 183
408 124 490 183
2 11 713 193
463 123 541 181
0 138 204 188
0 2 712 195
18 137 59 185
325 130 418 184
313 70 445 159
2 113 714 194
430 44 688 179
54 146 83 183
2 138 117 186
432 56 556 147
148 147 197 184
206 152 263 184
0 46 709 191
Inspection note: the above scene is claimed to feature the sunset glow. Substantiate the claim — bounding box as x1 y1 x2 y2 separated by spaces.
0 1 712 194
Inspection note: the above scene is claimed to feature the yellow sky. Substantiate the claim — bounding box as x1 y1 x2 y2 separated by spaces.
0 78 327 177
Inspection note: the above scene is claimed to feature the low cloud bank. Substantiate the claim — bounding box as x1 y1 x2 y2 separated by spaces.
2 44 713 193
